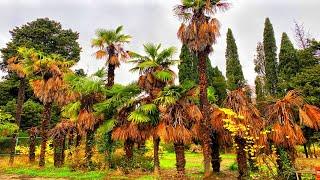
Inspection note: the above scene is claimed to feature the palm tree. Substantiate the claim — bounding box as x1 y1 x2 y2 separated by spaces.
62 71 106 169
128 43 178 173
7 56 27 165
265 90 320 177
92 26 131 87
10 47 76 167
174 0 230 175
155 82 202 177
224 88 265 179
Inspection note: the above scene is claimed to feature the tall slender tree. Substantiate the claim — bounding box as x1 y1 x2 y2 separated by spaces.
225 28 245 90
278 32 299 95
175 1 230 175
254 42 266 102
263 18 278 96
91 26 131 87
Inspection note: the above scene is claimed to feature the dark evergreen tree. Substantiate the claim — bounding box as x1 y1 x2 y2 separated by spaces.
254 42 266 102
263 18 278 96
178 45 227 104
225 28 245 90
278 32 299 95
178 44 198 83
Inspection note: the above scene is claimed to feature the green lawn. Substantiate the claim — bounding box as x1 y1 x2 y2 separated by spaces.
0 152 236 179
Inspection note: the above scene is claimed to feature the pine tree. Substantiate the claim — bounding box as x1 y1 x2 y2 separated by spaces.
225 28 245 90
178 45 227 104
263 18 278 96
254 42 266 102
278 32 299 95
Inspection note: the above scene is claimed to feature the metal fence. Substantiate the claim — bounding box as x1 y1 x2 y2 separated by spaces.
0 137 41 156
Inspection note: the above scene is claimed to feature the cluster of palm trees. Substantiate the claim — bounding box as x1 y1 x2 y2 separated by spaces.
5 0 320 179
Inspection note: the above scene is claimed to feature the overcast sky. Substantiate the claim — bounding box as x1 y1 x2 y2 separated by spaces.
0 0 319 85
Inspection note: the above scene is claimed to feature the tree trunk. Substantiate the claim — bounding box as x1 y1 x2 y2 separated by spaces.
303 144 309 158
107 64 116 88
53 135 64 168
210 131 221 173
174 142 186 178
9 77 26 165
198 50 212 177
235 137 248 180
85 129 94 169
61 137 66 165
29 128 37 163
153 136 160 174
124 138 134 160
39 102 52 167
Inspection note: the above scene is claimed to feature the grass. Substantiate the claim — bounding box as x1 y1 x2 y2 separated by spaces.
0 152 236 179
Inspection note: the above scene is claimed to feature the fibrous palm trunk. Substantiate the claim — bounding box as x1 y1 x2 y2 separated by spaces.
39 102 52 167
124 138 134 160
107 64 116 88
53 135 64 167
174 142 186 178
235 137 248 180
153 135 160 174
85 129 94 169
29 128 37 163
210 131 221 173
198 50 212 176
9 77 26 165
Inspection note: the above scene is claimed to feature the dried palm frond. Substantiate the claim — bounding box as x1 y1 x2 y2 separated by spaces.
50 119 76 139
300 104 320 130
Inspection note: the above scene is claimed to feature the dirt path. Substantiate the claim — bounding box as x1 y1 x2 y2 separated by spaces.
0 174 67 180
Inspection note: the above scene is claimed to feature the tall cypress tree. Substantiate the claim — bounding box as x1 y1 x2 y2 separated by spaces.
254 42 266 102
225 28 245 90
278 32 299 95
178 45 227 104
263 18 278 96
178 44 198 83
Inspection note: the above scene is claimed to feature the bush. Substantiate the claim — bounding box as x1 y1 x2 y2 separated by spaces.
110 154 153 173
229 161 238 171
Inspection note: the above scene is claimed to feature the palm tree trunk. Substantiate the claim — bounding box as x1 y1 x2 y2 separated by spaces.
28 127 37 163
174 142 186 178
124 138 134 160
39 102 52 167
9 77 26 165
107 64 116 88
303 144 308 158
53 135 64 167
210 131 221 173
198 50 212 177
153 135 160 174
235 137 248 180
85 129 94 169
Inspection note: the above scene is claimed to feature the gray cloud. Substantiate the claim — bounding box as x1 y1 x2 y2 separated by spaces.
0 0 319 85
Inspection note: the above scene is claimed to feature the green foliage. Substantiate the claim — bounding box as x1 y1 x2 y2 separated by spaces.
62 101 81 120
292 65 320 106
1 18 81 70
263 18 278 96
128 103 159 124
110 154 154 172
278 32 299 95
225 28 245 90
178 44 227 104
1 99 43 130
0 109 18 137
229 161 238 171
92 25 131 47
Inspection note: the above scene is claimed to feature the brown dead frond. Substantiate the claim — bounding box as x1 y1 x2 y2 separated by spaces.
300 105 320 130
